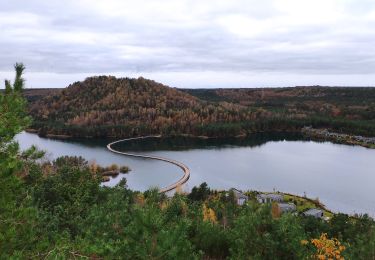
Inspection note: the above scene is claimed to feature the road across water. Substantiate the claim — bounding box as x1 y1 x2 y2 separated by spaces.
107 136 190 192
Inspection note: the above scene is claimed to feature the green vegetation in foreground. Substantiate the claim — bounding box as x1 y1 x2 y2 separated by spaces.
2 64 375 259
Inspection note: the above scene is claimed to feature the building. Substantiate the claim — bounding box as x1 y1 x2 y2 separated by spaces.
303 208 324 218
231 188 248 205
257 193 283 204
277 203 296 213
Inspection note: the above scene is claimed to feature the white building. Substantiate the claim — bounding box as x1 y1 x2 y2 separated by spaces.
257 193 283 204
303 208 324 218
231 188 248 205
277 203 296 213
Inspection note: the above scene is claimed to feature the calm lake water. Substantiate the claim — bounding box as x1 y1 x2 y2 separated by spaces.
16 132 375 216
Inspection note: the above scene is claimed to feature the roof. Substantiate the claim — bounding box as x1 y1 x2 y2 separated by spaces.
231 188 248 199
257 193 283 200
278 203 296 210
304 208 323 215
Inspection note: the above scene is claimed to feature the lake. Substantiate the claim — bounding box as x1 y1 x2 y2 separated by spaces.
16 131 375 216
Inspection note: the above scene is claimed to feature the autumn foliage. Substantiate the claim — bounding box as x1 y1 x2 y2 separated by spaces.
29 76 254 138
303 233 346 259
27 77 375 138
203 204 217 224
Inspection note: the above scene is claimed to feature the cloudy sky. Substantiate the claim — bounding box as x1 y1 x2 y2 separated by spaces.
1 0 375 88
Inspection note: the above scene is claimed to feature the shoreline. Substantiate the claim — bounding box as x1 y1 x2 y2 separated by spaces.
26 127 375 150
25 128 251 140
302 127 375 149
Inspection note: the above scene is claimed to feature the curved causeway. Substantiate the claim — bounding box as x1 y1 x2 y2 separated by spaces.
107 136 190 193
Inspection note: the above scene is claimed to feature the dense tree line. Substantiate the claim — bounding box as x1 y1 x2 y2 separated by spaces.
29 76 255 138
183 87 375 137
28 77 375 138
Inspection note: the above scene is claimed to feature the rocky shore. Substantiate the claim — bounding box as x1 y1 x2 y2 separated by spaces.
302 126 375 148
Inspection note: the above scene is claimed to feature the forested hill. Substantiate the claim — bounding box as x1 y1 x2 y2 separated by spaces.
181 87 375 136
28 76 253 137
27 79 375 138
181 86 375 105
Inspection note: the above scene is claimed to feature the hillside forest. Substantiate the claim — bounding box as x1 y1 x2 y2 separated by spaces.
26 76 375 138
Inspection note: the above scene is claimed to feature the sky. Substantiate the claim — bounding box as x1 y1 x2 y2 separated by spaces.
1 0 375 88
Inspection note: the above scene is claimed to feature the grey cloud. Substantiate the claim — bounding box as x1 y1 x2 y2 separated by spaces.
1 0 375 87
